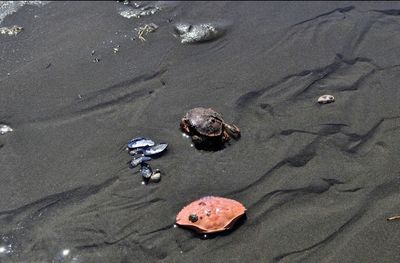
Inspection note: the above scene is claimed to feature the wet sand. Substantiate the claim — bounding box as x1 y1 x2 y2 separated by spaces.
1 1 400 262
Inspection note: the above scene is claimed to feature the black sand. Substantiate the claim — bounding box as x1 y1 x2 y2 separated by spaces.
1 1 400 262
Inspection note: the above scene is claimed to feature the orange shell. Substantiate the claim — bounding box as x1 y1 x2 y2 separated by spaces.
176 196 246 234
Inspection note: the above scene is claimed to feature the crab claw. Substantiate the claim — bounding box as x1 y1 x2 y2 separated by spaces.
224 123 241 139
180 120 191 134
191 135 204 145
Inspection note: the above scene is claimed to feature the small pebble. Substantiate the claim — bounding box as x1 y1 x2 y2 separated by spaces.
318 94 335 104
149 169 161 183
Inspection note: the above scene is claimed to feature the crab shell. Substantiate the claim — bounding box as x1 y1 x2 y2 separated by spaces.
318 95 335 104
181 107 225 137
176 196 246 234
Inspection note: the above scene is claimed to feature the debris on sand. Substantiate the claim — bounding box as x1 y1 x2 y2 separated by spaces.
117 0 131 5
174 23 224 44
387 215 400 221
127 137 168 183
0 124 13 135
318 95 335 104
118 2 161 19
0 25 23 36
113 45 120 53
136 23 158 42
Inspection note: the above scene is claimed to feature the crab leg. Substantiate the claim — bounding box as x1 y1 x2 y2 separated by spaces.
180 121 191 134
222 130 231 142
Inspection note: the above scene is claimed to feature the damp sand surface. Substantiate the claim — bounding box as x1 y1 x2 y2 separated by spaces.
1 1 400 262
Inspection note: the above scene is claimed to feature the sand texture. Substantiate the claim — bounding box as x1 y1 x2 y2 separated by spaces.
1 1 400 262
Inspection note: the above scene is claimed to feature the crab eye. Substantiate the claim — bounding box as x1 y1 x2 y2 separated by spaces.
189 214 198 223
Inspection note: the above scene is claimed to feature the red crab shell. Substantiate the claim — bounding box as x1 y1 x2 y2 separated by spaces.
176 196 246 234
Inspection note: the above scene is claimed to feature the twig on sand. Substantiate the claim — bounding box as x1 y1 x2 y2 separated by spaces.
387 215 400 221
136 23 158 42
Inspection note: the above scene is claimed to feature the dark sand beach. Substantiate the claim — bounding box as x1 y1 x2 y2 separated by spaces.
1 1 400 262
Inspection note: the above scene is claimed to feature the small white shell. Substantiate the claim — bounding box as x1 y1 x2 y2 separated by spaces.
318 95 335 104
149 170 161 183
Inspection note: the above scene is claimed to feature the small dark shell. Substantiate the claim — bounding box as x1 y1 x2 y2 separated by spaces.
131 156 152 168
142 143 168 156
127 137 155 149
185 108 224 137
140 163 153 179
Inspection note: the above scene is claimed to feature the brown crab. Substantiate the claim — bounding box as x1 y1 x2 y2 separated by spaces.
180 107 240 148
